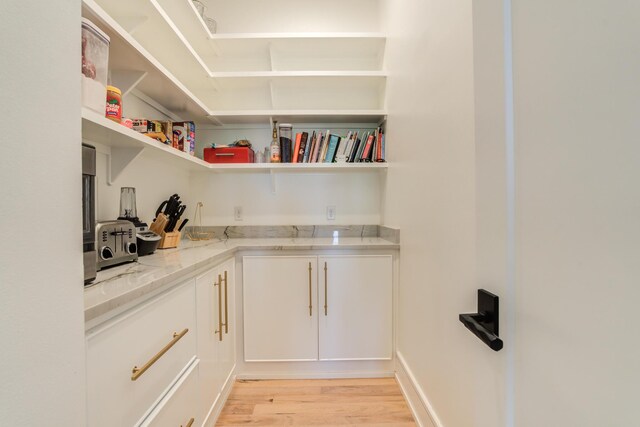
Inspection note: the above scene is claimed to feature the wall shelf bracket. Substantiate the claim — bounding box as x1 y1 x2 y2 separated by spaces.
459 289 503 351
108 146 144 185
110 70 148 97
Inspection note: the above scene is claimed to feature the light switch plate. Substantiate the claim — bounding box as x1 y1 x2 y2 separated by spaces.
234 206 243 221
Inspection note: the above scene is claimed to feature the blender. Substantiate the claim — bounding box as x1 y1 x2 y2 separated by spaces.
117 187 161 256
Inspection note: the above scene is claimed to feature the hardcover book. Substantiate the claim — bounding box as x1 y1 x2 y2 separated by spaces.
304 131 315 163
324 134 341 163
292 133 302 163
297 132 309 163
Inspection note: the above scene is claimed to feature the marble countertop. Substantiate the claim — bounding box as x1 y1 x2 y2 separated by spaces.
85 236 399 324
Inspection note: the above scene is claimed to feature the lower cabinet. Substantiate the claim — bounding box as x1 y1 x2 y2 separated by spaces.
86 280 197 427
243 254 392 362
86 257 236 427
195 257 236 426
243 256 318 361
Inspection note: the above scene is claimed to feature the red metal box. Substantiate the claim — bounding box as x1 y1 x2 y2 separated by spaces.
203 147 255 164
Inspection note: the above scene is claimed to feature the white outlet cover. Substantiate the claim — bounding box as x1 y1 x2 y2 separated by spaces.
234 206 243 221
327 205 336 220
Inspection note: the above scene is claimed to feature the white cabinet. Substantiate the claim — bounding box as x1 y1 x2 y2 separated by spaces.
195 257 235 426
86 280 197 427
318 255 393 360
243 256 319 361
139 361 200 427
242 254 392 362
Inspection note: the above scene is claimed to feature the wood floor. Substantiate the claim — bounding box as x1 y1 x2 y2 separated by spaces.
216 377 416 426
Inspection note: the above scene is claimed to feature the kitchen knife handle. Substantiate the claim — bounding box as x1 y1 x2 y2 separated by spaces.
155 200 167 218
177 219 189 232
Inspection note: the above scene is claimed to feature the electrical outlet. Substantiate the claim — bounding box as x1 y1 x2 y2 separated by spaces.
234 206 243 221
327 205 336 220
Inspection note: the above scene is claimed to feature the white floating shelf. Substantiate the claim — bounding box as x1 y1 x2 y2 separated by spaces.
81 108 210 177
209 32 386 40
207 110 387 126
209 71 387 79
81 108 387 177
207 162 388 173
82 0 210 123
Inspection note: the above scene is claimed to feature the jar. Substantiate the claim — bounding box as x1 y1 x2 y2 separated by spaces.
105 85 122 123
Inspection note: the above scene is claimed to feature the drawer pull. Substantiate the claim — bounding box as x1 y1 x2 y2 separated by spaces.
182 418 195 427
224 270 229 334
308 262 313 316
324 261 328 316
131 328 189 381
214 274 223 341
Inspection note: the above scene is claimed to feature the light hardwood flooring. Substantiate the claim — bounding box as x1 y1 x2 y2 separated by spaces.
216 377 417 426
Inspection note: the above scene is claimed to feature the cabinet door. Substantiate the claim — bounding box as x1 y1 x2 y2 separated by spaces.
243 256 318 361
217 258 236 389
195 267 222 422
318 255 393 360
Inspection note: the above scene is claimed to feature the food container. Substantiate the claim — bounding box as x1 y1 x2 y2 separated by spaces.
81 18 110 113
105 86 122 123
204 147 255 163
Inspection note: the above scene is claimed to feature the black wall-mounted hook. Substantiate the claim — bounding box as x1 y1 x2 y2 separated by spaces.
459 289 503 351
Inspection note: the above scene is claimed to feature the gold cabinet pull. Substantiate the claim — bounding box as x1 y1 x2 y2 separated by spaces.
308 262 313 316
214 274 223 341
324 261 328 316
131 328 189 381
224 270 229 334
182 417 195 427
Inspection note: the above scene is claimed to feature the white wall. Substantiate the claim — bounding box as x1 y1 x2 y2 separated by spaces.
189 169 382 225
0 0 86 425
512 1 640 425
381 0 486 425
190 125 382 225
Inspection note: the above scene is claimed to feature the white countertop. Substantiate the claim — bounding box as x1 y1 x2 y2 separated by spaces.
85 237 399 324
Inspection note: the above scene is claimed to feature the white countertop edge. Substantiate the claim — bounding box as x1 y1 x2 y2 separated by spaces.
84 237 399 324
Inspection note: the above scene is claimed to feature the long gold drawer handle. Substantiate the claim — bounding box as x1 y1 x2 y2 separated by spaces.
131 328 189 381
224 270 229 334
308 262 313 316
324 261 328 316
182 417 195 427
215 274 223 341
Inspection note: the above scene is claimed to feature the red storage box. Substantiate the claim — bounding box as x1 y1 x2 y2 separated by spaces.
204 147 255 163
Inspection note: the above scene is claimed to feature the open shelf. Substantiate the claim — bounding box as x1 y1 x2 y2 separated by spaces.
207 162 388 174
82 0 210 123
92 0 387 116
82 108 387 178
207 110 387 126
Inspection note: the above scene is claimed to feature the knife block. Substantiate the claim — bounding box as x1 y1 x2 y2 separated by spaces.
149 213 182 249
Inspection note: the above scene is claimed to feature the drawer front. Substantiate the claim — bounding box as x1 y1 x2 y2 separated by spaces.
87 281 197 427
140 361 200 427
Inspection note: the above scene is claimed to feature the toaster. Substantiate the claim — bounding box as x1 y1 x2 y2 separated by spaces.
96 220 138 270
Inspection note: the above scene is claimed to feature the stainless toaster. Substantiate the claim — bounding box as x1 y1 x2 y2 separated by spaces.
96 220 138 270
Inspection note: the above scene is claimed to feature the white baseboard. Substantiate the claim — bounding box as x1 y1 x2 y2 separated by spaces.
236 370 395 380
395 351 443 427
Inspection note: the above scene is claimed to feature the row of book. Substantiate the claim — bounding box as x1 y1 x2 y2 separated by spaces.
280 128 386 163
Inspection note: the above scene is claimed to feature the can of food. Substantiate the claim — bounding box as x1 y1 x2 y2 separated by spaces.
105 85 122 123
